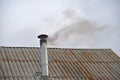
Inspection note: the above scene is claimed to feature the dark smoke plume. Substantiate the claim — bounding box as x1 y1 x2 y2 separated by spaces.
47 9 107 45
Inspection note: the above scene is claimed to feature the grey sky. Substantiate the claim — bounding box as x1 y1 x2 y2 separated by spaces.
0 0 120 56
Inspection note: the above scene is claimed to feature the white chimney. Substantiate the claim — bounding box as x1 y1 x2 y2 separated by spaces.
38 34 49 80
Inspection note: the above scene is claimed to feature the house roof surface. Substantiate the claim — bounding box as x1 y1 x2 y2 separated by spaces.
0 47 120 80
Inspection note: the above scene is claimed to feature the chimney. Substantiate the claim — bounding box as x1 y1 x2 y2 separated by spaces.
38 34 49 80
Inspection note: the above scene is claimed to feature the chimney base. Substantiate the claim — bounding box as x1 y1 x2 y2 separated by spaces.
42 76 50 80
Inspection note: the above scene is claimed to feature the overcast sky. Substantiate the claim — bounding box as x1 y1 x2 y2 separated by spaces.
0 0 120 56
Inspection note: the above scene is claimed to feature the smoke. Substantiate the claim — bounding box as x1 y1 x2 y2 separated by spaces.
48 9 106 45
48 20 106 44
47 9 120 56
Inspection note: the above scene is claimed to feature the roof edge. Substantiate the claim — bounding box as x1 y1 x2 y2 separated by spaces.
0 46 112 50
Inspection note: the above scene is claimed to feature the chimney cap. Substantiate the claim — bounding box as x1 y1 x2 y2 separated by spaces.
38 34 48 39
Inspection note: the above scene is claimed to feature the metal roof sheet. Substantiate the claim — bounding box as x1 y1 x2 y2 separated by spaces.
0 47 120 80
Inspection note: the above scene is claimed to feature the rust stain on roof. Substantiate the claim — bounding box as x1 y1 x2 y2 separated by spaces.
0 47 120 80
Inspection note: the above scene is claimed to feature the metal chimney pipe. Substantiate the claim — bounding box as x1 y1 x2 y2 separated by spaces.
38 34 49 80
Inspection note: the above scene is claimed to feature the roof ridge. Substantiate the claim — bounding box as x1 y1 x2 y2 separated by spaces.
0 46 111 50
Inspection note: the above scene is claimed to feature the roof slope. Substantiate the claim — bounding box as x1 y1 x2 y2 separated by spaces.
0 47 120 80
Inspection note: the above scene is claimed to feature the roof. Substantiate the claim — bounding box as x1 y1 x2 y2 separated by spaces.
0 47 120 80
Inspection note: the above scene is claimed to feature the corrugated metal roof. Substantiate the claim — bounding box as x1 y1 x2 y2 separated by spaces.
0 47 120 80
